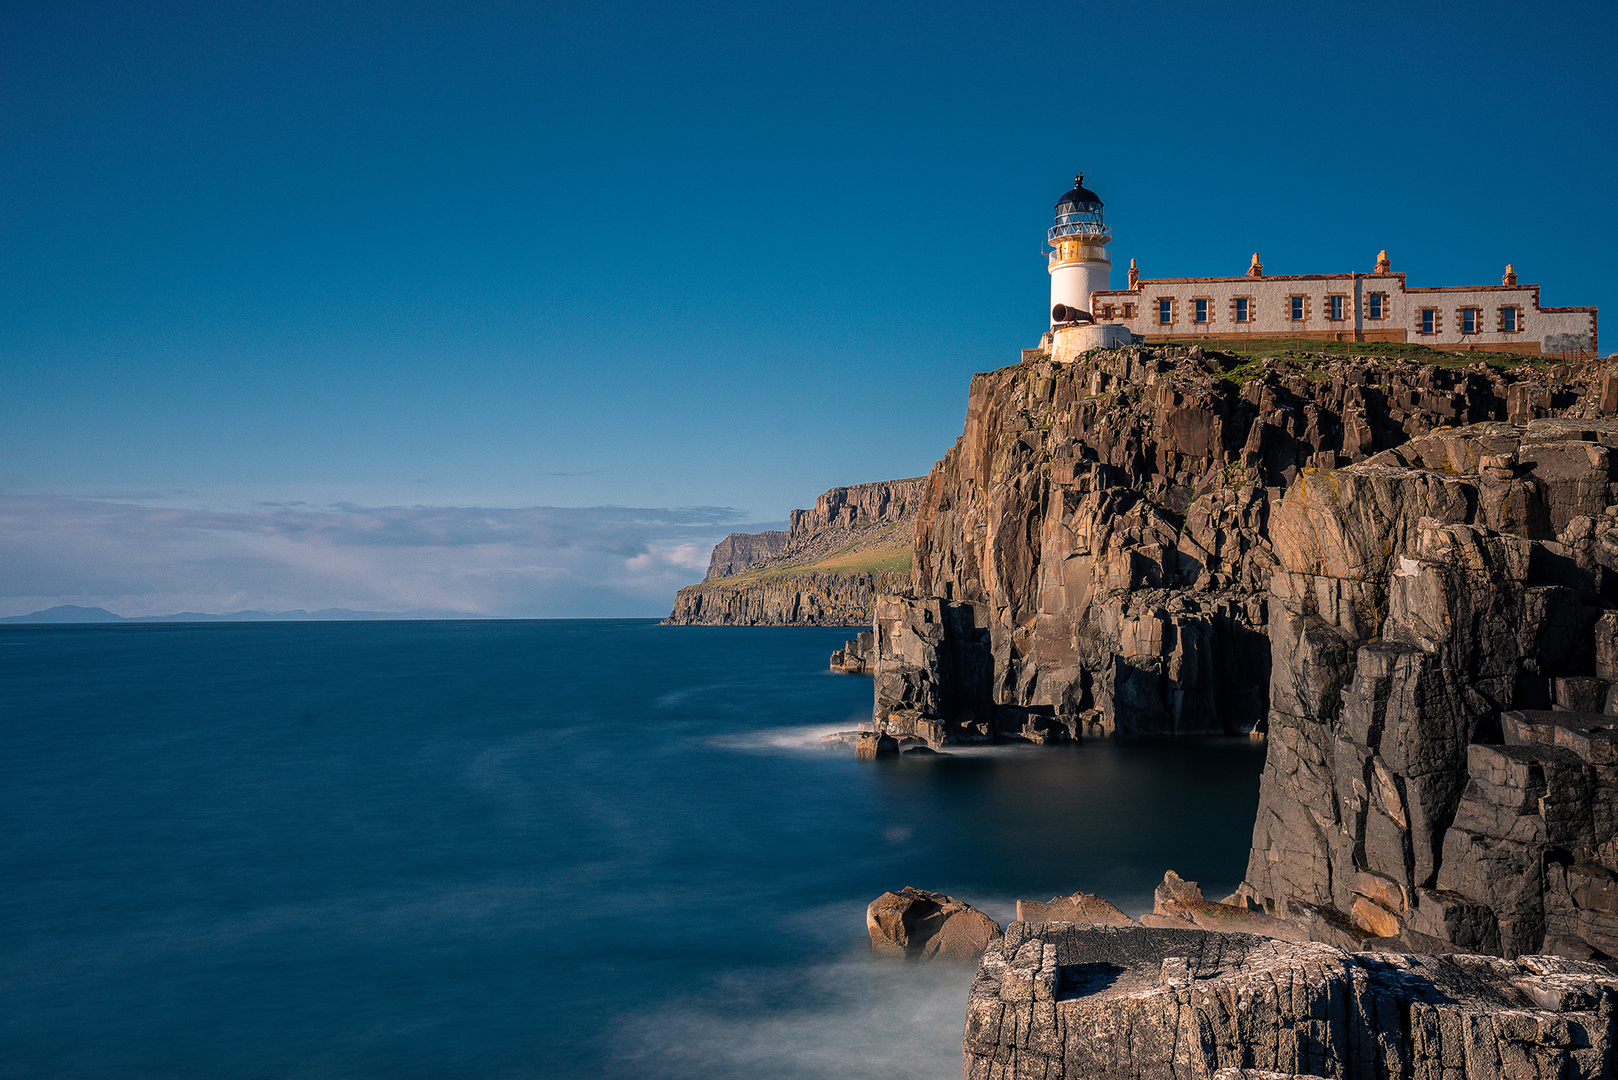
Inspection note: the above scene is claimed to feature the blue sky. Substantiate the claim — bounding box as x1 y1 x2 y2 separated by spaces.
4 0 1615 617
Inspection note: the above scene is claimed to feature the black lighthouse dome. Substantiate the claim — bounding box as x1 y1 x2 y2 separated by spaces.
1049 173 1108 244
1056 175 1103 211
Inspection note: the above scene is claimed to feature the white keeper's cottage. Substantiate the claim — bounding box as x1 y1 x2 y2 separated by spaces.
1042 174 1598 360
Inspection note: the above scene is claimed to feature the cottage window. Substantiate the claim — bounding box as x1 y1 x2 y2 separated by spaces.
1501 306 1519 332
1194 298 1209 323
1289 296 1305 322
1123 303 1135 319
1235 297 1250 323
1327 295 1346 321
1367 293 1386 319
1460 308 1479 334
1158 298 1172 325
1421 309 1436 334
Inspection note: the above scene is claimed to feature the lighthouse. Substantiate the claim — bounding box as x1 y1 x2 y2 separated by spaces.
1047 174 1111 326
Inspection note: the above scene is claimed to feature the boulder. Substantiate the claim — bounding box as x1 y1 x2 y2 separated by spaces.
866 886 1002 961
854 731 898 760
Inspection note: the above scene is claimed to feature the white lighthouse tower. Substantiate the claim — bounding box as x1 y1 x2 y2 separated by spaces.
1047 174 1111 326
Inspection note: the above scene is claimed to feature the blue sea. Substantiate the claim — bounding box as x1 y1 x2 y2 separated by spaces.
0 620 1266 1079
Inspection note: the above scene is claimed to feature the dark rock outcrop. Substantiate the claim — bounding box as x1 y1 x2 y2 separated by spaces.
964 922 1618 1080
872 347 1612 747
866 886 1003 961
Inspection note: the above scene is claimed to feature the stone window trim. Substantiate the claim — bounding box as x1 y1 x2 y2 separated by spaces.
1497 305 1523 333
1154 296 1177 326
1191 295 1213 324
1458 306 1481 335
1122 303 1136 319
1230 295 1256 324
1325 293 1350 322
1287 294 1311 323
1363 292 1389 320
1417 307 1443 335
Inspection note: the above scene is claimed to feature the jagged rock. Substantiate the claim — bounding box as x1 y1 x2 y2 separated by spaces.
963 923 1618 1080
830 629 876 673
1243 419 1618 961
866 886 1002 961
1017 891 1138 927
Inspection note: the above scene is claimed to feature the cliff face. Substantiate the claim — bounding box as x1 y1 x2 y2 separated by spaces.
1241 419 1618 962
875 346 1605 745
705 531 788 580
664 477 924 626
664 571 908 627
879 342 1618 964
788 479 918 550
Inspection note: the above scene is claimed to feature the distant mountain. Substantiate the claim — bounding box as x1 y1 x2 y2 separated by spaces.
0 605 489 624
0 605 126 623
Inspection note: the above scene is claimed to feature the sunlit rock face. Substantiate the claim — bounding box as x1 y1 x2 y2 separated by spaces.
964 922 1618 1080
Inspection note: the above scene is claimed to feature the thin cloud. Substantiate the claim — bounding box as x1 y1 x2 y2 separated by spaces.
0 493 761 618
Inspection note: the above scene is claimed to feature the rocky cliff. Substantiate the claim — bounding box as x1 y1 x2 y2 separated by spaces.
665 478 923 626
869 344 1618 966
871 346 1613 747
704 530 789 579
665 570 908 626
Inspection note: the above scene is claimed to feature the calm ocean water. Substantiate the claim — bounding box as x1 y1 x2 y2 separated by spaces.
0 620 1265 1079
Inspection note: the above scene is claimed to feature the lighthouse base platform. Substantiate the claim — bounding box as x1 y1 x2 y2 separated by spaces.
1050 323 1142 362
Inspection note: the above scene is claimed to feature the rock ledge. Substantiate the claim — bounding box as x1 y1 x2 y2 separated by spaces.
965 923 1618 1080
